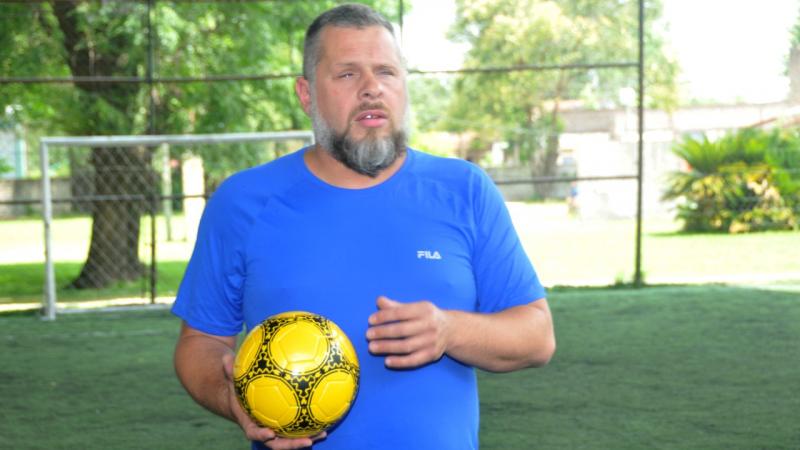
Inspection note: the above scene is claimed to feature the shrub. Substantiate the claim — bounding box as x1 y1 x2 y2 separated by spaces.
664 128 799 233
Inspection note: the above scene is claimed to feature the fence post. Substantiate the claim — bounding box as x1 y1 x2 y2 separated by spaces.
633 0 645 287
160 144 173 241
150 146 158 305
182 154 205 246
40 141 57 320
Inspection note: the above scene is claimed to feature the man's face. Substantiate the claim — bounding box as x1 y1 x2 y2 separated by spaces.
298 25 408 177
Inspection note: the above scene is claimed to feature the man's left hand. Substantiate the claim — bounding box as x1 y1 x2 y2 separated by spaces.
366 296 451 369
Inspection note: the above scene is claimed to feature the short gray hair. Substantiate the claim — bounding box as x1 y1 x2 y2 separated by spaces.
302 4 397 83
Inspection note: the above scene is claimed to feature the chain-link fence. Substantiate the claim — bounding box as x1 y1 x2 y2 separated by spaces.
34 132 312 319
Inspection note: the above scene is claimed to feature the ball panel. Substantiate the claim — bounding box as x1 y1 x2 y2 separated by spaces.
327 320 359 367
269 320 329 374
309 369 357 423
233 324 264 378
245 375 300 429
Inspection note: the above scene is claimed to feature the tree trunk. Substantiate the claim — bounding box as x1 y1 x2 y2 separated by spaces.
50 1 151 289
531 73 567 200
532 131 561 199
70 146 154 289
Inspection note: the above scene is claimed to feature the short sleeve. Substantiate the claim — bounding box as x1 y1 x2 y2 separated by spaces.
170 179 250 336
471 170 545 313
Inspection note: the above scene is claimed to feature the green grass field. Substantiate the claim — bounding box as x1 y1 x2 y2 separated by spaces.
1 285 798 449
0 214 192 305
2 206 799 307
508 203 800 286
0 261 187 304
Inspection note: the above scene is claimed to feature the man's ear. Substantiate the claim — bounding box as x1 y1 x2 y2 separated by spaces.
295 77 313 116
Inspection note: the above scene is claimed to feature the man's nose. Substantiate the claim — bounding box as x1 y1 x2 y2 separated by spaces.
358 72 382 100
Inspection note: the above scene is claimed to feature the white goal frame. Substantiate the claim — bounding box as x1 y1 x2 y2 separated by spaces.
40 131 314 320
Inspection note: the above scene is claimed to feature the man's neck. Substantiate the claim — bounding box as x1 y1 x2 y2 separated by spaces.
304 145 406 189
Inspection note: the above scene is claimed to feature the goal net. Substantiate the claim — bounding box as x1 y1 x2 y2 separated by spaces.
39 131 314 320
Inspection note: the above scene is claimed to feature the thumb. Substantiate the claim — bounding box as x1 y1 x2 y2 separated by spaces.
222 352 235 382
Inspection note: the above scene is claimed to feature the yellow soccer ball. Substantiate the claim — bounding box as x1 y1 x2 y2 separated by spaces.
233 311 360 437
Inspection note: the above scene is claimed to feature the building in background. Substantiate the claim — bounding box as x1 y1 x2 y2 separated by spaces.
491 47 800 219
556 100 794 219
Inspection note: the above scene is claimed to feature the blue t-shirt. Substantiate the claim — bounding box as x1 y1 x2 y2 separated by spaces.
172 147 545 449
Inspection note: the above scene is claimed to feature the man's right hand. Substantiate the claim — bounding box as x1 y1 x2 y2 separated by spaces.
222 353 326 449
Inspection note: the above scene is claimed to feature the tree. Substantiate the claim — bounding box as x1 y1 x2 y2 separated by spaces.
445 0 678 197
35 2 153 288
0 0 396 289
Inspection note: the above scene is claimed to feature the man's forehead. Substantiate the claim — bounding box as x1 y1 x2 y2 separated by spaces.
318 25 402 62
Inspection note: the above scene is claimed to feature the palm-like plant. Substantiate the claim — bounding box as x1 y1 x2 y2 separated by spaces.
664 128 799 233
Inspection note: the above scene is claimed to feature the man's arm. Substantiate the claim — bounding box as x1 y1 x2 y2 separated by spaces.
366 296 555 373
173 322 322 449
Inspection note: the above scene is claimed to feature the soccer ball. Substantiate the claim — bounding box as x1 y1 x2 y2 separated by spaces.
233 311 360 437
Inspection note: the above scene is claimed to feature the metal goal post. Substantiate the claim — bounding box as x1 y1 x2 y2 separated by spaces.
40 131 314 321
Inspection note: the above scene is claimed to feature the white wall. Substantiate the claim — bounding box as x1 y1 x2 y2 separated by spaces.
556 102 794 219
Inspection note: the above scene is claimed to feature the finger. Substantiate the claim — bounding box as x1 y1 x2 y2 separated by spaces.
384 346 442 368
376 295 402 310
266 436 316 449
243 423 277 442
366 318 427 341
236 403 277 442
369 298 426 325
368 296 402 325
311 431 328 441
368 332 430 356
262 430 327 449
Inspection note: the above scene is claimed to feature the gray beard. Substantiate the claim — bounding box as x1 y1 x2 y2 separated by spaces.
311 101 408 178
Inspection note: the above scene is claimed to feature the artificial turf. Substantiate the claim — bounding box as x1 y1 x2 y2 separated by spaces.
1 285 798 449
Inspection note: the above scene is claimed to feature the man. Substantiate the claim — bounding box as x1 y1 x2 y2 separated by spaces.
172 4 555 450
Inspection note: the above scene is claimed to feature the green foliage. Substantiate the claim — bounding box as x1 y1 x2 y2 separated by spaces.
408 76 454 133
0 0 404 186
0 1 397 171
766 133 800 202
0 1 402 287
0 159 12 176
445 0 678 165
664 128 800 233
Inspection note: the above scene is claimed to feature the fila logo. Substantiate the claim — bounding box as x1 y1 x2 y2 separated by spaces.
417 250 442 260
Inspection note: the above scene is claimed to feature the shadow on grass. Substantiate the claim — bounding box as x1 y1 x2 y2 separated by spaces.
0 261 188 305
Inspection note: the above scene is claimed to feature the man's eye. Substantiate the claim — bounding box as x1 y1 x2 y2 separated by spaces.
338 72 354 79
